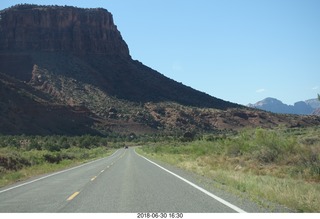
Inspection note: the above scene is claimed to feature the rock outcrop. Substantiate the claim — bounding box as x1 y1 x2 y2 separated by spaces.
0 4 240 109
1 4 319 135
0 4 130 57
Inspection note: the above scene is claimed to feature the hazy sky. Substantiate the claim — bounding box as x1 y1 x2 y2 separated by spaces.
1 0 320 105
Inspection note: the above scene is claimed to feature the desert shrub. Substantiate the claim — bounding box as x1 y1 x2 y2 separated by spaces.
78 136 91 149
204 134 218 141
153 145 163 154
181 132 195 142
0 136 20 148
44 142 61 152
80 152 89 159
60 152 76 160
57 137 71 149
22 150 46 165
297 145 320 179
43 153 62 164
300 136 320 145
254 129 280 149
28 139 42 150
254 147 279 163
0 152 31 171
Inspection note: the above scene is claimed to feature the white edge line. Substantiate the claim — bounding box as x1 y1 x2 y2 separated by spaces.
0 149 120 194
135 149 247 213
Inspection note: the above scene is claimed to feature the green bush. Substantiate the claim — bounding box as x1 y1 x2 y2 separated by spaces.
28 139 42 150
0 152 31 172
43 153 62 164
254 147 279 163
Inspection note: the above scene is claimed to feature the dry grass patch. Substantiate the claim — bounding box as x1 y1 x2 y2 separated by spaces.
139 127 320 212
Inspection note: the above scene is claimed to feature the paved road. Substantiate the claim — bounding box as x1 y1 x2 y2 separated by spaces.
0 147 249 213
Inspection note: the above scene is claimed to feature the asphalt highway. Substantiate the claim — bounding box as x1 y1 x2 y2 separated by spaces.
0 147 252 213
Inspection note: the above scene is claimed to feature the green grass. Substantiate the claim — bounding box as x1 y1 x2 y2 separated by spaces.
139 127 320 212
0 135 118 187
0 146 115 187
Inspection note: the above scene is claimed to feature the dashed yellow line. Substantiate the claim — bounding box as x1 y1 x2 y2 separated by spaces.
67 191 80 201
65 150 127 202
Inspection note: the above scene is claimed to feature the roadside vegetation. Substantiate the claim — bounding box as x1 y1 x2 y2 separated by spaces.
139 127 320 212
1 127 320 212
0 135 119 187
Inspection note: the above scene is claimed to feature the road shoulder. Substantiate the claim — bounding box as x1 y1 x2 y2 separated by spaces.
135 147 292 213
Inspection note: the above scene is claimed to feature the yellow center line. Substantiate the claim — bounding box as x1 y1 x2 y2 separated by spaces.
67 191 80 201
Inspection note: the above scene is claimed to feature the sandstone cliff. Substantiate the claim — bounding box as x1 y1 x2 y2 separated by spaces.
0 4 239 109
1 4 319 135
0 4 130 57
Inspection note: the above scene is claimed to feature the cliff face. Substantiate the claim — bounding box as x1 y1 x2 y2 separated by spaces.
2 4 319 135
0 4 240 110
0 4 130 57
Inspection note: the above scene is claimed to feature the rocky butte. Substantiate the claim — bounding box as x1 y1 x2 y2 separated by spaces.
0 4 319 135
0 4 130 57
0 4 238 108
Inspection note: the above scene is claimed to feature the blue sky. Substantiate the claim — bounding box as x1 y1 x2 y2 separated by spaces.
1 0 320 105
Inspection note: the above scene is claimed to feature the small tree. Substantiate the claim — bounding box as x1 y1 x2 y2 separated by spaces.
318 94 320 101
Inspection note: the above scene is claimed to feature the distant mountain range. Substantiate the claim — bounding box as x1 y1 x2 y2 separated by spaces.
248 97 320 115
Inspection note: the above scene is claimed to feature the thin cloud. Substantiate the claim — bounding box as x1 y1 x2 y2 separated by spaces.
256 88 266 93
312 86 319 90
